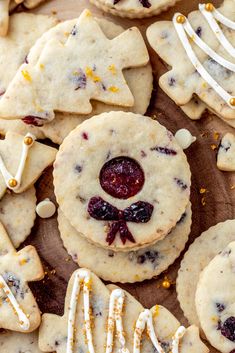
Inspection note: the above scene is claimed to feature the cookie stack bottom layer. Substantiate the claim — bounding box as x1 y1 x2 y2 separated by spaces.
58 202 191 283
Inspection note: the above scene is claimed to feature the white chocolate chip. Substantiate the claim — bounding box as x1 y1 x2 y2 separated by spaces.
175 129 196 149
36 198 56 219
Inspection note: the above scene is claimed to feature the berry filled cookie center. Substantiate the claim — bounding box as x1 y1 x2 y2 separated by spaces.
99 156 145 199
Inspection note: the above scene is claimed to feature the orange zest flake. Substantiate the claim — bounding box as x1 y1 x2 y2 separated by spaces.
210 144 217 151
108 86 119 93
199 187 207 194
201 197 206 206
85 9 92 17
153 305 159 318
21 69 32 82
213 131 220 141
19 258 27 266
85 66 101 83
108 64 117 75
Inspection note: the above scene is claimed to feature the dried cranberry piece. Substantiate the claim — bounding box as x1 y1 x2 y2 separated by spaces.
87 197 153 245
139 0 151 8
150 146 177 155
22 116 44 126
124 201 154 223
220 317 235 342
88 196 119 221
99 156 145 199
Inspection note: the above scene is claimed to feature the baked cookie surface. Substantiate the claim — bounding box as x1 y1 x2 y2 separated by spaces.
195 241 235 353
0 9 149 124
0 17 152 144
54 111 191 251
147 0 235 126
177 219 235 327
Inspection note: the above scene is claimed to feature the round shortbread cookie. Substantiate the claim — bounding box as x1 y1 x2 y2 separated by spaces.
0 330 43 353
54 111 191 251
0 18 152 144
0 187 36 248
58 204 191 283
90 0 181 19
195 241 235 353
177 219 235 327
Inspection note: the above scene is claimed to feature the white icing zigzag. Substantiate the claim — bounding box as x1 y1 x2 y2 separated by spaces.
0 132 36 190
173 3 235 109
0 274 30 330
67 270 185 353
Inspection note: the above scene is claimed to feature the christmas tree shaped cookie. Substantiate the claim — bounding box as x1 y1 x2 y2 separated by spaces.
0 221 44 332
39 268 209 353
0 9 149 124
147 0 235 126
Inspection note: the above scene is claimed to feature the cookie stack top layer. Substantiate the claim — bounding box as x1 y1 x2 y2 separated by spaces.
54 111 191 251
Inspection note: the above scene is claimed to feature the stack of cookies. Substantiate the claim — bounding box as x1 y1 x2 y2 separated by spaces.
54 111 192 283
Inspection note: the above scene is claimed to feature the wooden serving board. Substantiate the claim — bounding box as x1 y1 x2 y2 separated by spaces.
20 0 235 352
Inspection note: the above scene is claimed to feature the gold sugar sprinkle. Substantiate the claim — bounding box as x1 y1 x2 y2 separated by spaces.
21 70 32 82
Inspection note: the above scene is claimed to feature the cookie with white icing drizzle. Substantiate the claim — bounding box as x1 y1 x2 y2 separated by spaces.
0 330 45 353
217 132 235 171
195 241 235 353
0 18 152 144
89 0 181 19
0 131 57 200
39 268 208 353
0 221 44 332
0 9 149 125
147 0 235 126
54 111 191 251
177 219 235 328
58 203 191 283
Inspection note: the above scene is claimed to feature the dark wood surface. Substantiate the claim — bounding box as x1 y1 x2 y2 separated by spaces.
21 0 235 352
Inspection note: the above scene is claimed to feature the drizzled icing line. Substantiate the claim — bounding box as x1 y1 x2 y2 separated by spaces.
199 3 235 57
66 270 94 353
134 309 164 353
67 270 186 353
173 3 235 109
106 289 127 353
0 133 36 190
0 274 30 330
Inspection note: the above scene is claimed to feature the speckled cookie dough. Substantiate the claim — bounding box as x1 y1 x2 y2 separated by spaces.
0 222 44 332
195 241 235 353
0 330 45 353
0 131 57 200
54 111 191 251
217 133 235 171
39 268 208 353
89 0 181 19
147 0 235 127
0 9 149 124
58 204 191 283
0 13 57 95
177 220 235 327
0 18 152 144
0 187 36 248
